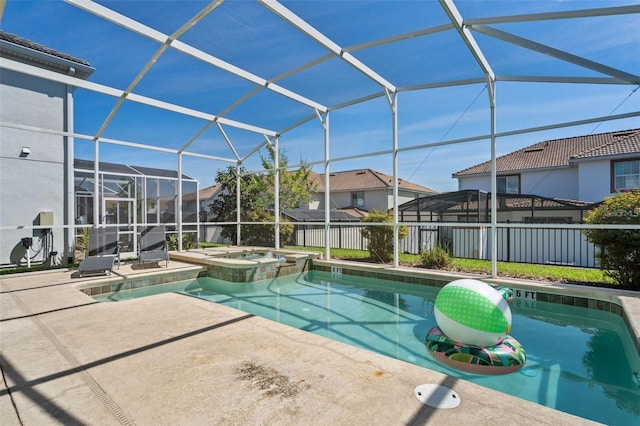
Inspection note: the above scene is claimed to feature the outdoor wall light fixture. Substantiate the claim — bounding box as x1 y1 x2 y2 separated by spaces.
20 146 31 157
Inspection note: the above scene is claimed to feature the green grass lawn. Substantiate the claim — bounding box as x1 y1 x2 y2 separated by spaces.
284 245 613 286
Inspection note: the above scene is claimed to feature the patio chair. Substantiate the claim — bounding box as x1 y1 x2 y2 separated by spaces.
77 227 120 276
139 226 169 267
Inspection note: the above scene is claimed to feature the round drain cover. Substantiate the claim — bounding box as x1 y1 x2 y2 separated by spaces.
414 384 460 409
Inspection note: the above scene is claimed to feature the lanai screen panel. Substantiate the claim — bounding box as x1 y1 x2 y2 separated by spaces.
1 1 638 233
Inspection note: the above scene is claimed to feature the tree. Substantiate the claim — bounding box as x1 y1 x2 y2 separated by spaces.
250 144 317 211
209 146 316 247
583 190 640 289
208 165 255 243
360 209 408 263
242 209 294 247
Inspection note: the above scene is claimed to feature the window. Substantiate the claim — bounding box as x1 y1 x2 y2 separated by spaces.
351 191 364 207
497 175 519 194
613 159 639 191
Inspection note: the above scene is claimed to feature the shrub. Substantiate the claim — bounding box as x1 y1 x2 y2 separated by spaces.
360 210 408 263
243 209 294 248
168 232 196 251
74 227 90 260
583 190 640 289
420 246 452 269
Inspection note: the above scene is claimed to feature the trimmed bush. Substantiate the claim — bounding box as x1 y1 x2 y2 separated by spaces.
420 246 452 269
360 210 408 263
168 233 196 251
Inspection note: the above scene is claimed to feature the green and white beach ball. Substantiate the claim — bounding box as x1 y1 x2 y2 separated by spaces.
434 279 512 347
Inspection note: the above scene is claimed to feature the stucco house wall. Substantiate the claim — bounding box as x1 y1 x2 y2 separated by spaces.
576 158 616 202
387 190 422 212
457 167 579 200
457 175 486 191
0 69 69 266
520 168 578 200
310 188 417 212
1 30 93 266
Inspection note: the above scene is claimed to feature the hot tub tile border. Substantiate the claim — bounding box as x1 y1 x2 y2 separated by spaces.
79 268 205 297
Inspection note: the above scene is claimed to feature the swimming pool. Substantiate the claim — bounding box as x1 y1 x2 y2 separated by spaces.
93 270 640 424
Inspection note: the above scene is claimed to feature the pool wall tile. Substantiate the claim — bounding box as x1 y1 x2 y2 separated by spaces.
574 297 588 308
81 268 204 297
309 261 628 320
548 294 562 304
202 256 311 283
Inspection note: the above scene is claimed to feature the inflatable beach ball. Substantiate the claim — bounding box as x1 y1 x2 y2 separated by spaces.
434 279 512 347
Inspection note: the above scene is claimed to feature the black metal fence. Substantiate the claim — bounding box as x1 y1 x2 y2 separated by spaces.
201 223 599 268
449 226 597 267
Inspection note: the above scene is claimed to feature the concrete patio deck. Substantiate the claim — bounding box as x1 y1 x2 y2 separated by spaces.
0 259 622 425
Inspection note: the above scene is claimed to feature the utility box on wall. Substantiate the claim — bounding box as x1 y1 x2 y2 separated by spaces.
39 211 54 226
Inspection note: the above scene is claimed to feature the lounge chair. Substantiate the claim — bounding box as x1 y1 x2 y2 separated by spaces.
139 226 169 267
77 228 120 276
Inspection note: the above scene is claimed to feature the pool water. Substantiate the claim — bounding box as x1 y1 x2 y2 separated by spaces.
94 271 640 424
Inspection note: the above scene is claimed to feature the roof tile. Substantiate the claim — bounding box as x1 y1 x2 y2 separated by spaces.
453 129 640 176
310 168 436 194
0 30 91 67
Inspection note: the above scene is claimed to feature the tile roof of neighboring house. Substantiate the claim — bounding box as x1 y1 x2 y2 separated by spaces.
310 168 437 194
199 184 222 200
453 129 640 177
282 208 368 222
0 30 91 66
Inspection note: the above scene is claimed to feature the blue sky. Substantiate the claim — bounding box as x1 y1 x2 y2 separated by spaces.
2 0 639 193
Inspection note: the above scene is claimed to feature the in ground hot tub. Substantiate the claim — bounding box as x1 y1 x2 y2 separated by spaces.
170 247 320 282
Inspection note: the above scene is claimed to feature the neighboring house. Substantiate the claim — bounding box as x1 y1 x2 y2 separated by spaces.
282 208 368 222
0 30 94 266
201 168 436 221
453 129 640 203
199 184 223 221
308 169 437 212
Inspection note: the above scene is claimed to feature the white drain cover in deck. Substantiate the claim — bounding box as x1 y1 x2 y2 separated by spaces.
414 384 460 409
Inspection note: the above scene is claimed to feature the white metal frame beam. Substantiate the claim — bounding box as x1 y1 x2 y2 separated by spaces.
214 22 454 125
259 0 397 93
496 75 632 85
93 0 224 142
0 120 239 163
465 5 640 25
470 25 640 85
439 0 496 95
314 109 331 260
384 89 400 267
1 57 277 138
66 0 327 113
